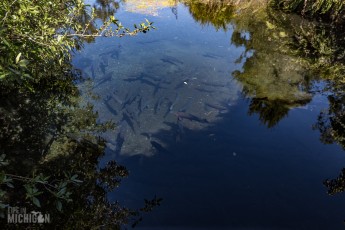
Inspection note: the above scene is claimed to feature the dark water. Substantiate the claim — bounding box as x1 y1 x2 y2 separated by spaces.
73 1 345 229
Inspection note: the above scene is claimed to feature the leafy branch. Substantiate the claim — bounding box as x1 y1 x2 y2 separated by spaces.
0 154 82 211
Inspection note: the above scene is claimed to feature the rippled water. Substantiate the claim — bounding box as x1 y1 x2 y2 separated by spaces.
73 1 345 229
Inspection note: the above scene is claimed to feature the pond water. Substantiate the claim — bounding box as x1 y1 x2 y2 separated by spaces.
73 1 345 229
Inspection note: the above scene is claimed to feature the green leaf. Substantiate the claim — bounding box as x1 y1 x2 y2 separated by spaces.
19 59 29 68
1 38 12 49
279 31 287 38
15 53 22 64
32 197 41 207
6 183 14 188
70 174 82 183
73 179 83 183
56 200 62 212
266 21 276 30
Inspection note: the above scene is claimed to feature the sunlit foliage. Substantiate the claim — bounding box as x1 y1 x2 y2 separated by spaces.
270 0 345 24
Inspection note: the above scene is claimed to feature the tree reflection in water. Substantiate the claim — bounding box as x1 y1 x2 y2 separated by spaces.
181 0 235 31
185 0 345 201
0 56 161 229
0 0 160 228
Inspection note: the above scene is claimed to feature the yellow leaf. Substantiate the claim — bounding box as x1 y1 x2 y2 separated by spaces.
15 53 22 64
279 31 287 37
266 21 276 30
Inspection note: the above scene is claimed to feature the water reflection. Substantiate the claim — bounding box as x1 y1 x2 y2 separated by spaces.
0 1 161 227
76 1 241 157
124 0 178 16
0 59 163 227
72 0 345 228
93 0 121 21
181 0 235 30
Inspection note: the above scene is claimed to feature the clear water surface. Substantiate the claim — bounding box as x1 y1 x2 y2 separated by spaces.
73 1 345 229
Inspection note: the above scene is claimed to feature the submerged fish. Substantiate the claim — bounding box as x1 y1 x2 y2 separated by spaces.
141 99 151 111
110 50 120 59
90 64 96 79
137 97 143 116
160 55 183 66
153 81 167 96
144 74 161 82
123 73 148 82
123 76 143 82
99 48 121 59
150 140 171 154
99 61 107 75
140 132 151 140
137 39 162 45
202 52 224 59
137 78 166 95
141 78 157 87
194 87 214 93
169 92 179 112
122 112 135 133
154 97 163 114
104 96 117 115
112 93 124 105
201 81 226 88
179 98 192 112
162 121 184 142
163 100 173 118
94 71 114 88
204 102 228 112
121 94 139 110
114 133 124 155
75 57 92 68
113 121 127 155
176 118 185 142
176 112 208 123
